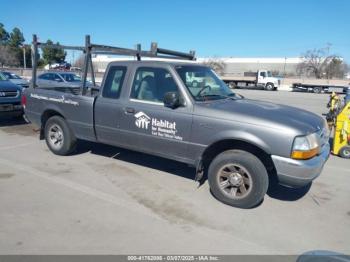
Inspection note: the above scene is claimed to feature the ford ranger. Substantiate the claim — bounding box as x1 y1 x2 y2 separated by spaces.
23 36 330 208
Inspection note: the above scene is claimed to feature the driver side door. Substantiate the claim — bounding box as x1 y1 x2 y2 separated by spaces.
122 66 193 162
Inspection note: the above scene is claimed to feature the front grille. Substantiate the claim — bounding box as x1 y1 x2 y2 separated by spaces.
0 91 19 98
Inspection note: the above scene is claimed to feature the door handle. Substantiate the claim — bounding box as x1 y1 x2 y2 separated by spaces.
124 107 135 114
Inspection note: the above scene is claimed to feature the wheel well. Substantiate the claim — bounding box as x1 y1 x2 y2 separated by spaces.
40 110 64 139
201 139 277 180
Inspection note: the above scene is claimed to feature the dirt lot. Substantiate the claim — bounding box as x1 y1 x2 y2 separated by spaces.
0 90 349 255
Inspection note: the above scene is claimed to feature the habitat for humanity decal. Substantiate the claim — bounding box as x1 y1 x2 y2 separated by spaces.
30 94 79 106
134 111 183 141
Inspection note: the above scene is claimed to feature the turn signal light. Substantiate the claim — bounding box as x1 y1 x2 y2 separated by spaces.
291 147 319 160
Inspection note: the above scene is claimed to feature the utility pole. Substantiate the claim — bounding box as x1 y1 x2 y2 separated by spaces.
283 57 287 77
22 46 26 69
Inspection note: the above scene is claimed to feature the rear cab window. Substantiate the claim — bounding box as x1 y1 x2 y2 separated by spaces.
102 66 127 99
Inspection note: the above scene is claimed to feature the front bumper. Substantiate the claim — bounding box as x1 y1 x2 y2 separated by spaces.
271 143 330 188
0 103 23 116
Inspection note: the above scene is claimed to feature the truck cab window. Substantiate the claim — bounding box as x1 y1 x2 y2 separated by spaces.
260 72 266 78
130 67 179 103
102 66 127 99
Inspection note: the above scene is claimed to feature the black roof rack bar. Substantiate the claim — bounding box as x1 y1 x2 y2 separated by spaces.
31 34 196 93
90 43 195 60
34 37 196 60
92 51 194 61
37 42 85 51
150 42 195 60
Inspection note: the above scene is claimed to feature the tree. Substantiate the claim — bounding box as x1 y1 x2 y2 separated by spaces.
297 48 333 78
202 58 225 75
0 23 9 45
42 40 66 65
0 45 20 67
72 54 85 68
296 46 347 79
8 27 24 47
325 57 347 79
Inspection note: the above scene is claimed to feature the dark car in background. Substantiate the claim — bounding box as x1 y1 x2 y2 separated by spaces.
1 71 29 88
0 72 23 117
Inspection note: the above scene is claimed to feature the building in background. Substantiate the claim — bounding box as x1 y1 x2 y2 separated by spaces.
199 57 302 77
92 55 302 77
197 57 303 77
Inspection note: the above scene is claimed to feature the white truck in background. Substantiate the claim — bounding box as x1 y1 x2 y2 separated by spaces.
220 70 280 91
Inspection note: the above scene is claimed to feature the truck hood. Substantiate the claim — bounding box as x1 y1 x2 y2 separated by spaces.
196 98 324 135
0 80 22 92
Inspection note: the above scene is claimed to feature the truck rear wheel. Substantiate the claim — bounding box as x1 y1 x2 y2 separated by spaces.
208 150 269 208
265 83 274 91
313 87 322 94
44 116 76 156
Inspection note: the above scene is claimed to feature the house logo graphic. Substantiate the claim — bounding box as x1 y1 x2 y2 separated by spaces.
134 111 151 129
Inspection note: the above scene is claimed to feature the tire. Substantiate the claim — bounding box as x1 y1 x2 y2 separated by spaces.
208 150 269 208
228 82 236 89
44 116 76 156
339 146 350 159
313 87 322 94
265 83 274 91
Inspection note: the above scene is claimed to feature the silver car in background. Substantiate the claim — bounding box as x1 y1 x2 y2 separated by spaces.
35 71 93 89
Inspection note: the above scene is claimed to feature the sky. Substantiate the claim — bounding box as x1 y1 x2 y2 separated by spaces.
1 0 349 62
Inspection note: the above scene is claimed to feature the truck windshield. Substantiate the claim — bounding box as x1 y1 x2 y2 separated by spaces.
2 72 21 79
175 65 236 101
267 71 272 77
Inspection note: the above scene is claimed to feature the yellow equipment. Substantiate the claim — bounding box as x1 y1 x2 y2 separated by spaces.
325 92 350 158
326 92 342 129
332 101 350 158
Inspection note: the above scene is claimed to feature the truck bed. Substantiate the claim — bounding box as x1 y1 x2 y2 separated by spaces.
292 83 347 93
24 87 98 142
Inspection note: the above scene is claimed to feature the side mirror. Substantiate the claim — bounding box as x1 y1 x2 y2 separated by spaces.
164 92 181 109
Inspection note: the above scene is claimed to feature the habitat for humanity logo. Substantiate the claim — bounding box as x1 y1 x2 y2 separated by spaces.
134 111 151 129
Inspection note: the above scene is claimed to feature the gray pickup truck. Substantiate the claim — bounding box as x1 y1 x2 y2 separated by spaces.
23 59 331 208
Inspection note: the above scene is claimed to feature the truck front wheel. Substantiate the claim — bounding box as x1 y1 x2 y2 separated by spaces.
208 150 269 208
44 116 77 156
265 83 274 91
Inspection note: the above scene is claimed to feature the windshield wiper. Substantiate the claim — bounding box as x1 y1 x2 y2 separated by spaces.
196 94 227 101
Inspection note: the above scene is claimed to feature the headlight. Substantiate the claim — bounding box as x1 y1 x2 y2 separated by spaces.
291 133 320 160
